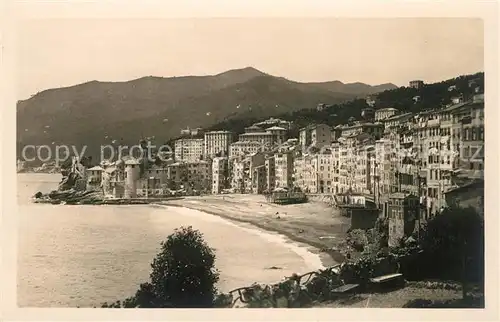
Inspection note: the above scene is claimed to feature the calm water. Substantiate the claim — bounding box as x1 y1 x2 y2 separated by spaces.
17 173 321 307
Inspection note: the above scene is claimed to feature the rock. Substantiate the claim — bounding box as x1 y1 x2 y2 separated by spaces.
276 296 288 308
34 191 43 199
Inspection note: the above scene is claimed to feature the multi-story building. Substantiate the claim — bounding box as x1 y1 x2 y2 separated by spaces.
331 142 341 194
168 161 211 192
316 148 335 194
174 138 205 162
238 132 276 147
293 153 319 193
229 141 264 159
387 193 420 247
252 165 267 194
211 157 229 194
264 156 276 192
274 151 294 190
337 122 384 139
229 152 265 193
337 132 374 194
375 108 399 122
409 80 424 89
265 126 287 144
451 95 485 178
299 124 332 152
383 112 413 132
204 131 234 159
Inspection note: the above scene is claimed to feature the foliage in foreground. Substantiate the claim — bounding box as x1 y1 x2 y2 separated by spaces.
403 296 484 308
101 226 219 308
397 206 484 284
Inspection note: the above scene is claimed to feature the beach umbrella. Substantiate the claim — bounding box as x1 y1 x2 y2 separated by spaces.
163 118 169 122
206 112 211 116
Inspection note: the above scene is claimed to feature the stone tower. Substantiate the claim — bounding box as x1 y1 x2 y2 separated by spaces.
124 159 141 199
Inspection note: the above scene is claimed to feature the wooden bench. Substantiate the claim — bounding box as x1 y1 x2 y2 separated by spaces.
369 273 405 292
370 273 403 284
331 283 359 294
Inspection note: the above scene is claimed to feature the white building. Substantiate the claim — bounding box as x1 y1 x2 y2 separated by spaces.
375 108 399 122
238 132 276 147
174 138 205 162
204 131 234 159
229 141 264 159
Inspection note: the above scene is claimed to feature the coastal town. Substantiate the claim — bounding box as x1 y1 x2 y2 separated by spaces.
29 77 485 252
12 14 489 312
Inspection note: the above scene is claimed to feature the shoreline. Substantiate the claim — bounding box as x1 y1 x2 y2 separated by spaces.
162 203 330 270
162 195 350 268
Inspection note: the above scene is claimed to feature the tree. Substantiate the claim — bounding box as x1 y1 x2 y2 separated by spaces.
102 226 220 308
418 206 484 297
149 226 219 307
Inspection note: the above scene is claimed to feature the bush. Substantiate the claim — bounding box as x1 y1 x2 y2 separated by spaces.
418 206 484 283
102 226 220 308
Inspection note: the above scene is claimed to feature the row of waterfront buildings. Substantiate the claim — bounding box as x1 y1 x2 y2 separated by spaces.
79 89 484 244
82 92 484 203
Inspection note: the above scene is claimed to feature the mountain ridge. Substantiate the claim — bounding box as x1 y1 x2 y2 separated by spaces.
17 67 397 161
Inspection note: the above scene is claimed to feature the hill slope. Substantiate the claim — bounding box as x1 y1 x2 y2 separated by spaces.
208 72 484 138
17 67 396 161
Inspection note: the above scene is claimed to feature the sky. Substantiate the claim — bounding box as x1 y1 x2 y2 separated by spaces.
16 18 484 100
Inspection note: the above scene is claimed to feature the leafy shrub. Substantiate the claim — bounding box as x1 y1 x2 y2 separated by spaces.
102 226 219 308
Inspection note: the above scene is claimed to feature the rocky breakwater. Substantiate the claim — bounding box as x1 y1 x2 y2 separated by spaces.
33 169 104 205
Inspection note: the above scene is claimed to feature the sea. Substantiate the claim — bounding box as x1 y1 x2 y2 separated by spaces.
17 173 323 307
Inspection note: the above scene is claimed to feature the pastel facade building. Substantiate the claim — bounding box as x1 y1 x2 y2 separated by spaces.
316 149 335 194
299 124 332 152
274 151 294 190
264 156 276 192
212 157 229 194
293 154 319 193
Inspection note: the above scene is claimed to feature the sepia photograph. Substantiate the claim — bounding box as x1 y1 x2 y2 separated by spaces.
3 1 498 319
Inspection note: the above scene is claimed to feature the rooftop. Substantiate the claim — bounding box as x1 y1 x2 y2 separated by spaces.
384 112 413 122
266 126 287 131
376 107 398 112
240 132 274 136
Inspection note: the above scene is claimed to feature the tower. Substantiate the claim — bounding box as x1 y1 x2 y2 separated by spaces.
124 159 141 198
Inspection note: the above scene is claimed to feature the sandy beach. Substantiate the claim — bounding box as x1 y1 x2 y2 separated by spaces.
163 194 351 267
